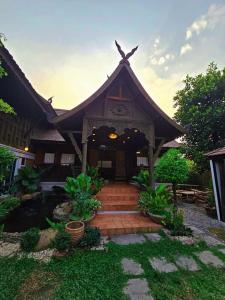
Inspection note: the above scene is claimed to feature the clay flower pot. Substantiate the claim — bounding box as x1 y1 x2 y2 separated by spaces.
65 221 84 244
148 212 166 225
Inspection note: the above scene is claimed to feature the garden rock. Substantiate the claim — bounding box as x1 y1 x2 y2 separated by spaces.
170 236 196 245
175 255 200 271
123 278 153 300
122 258 144 275
26 249 55 263
195 250 224 268
35 228 57 251
145 233 161 242
53 202 72 221
0 241 20 257
149 257 178 273
111 234 146 245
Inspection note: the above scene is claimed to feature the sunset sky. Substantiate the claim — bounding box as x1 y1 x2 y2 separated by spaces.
1 0 225 117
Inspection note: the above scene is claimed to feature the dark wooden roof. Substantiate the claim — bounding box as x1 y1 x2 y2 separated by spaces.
163 140 182 148
51 62 184 139
0 44 56 120
31 128 65 142
205 147 225 158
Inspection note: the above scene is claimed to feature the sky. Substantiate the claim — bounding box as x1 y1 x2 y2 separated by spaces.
0 0 225 117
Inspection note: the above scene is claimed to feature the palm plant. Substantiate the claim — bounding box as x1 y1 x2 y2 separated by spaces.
12 166 40 194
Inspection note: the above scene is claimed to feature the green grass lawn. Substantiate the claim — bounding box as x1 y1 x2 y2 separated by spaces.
1 236 225 300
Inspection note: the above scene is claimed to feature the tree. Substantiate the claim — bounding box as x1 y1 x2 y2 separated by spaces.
0 33 15 115
155 149 189 205
174 63 225 171
0 147 15 182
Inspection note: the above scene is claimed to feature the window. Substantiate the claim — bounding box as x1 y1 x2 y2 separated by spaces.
44 153 55 164
137 157 148 167
97 161 112 168
61 153 75 165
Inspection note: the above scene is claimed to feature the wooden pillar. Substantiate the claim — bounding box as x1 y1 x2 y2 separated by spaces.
148 144 154 187
82 142 88 173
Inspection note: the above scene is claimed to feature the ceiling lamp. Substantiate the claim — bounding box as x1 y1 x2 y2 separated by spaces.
136 151 141 154
24 146 29 152
108 132 118 140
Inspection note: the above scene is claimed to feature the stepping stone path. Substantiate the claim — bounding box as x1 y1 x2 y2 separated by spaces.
175 255 200 271
195 251 224 268
111 234 146 245
149 257 178 273
145 233 161 242
123 278 154 300
122 258 144 275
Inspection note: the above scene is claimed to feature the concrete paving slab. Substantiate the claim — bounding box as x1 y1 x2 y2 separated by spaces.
149 257 178 273
195 250 224 268
122 258 144 275
123 278 154 300
175 255 200 271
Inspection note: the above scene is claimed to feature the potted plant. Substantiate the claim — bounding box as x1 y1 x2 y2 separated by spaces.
87 165 104 195
132 170 150 190
11 166 40 200
138 184 171 224
64 173 101 243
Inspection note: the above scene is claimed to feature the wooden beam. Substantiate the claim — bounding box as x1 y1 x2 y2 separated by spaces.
82 142 88 173
67 132 82 163
148 145 154 187
153 138 166 164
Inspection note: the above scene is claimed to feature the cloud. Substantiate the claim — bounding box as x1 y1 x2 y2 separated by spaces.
180 43 192 55
186 4 225 40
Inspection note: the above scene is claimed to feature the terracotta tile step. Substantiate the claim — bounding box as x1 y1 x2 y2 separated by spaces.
99 201 138 211
97 194 139 202
89 213 161 236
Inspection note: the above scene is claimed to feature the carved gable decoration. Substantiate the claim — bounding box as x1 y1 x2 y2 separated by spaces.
106 79 133 101
109 102 130 117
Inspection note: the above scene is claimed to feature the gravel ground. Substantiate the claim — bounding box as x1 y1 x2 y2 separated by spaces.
180 203 225 233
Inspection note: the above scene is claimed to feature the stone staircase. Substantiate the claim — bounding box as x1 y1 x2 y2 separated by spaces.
90 183 161 236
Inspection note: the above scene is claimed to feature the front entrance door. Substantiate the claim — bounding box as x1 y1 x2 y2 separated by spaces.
115 150 126 181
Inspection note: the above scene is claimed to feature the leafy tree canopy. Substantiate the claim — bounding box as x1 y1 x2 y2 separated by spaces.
155 149 189 204
174 63 225 171
155 149 189 185
0 33 15 115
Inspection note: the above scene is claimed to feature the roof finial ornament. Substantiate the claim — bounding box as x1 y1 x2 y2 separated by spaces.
115 40 138 65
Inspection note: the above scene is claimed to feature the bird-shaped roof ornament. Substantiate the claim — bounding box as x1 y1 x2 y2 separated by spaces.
115 40 138 65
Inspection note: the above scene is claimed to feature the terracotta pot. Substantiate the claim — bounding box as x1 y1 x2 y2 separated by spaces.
148 212 166 225
83 212 96 225
21 192 41 201
65 221 84 244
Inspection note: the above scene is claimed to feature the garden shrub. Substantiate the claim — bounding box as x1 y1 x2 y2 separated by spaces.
0 196 21 222
12 166 40 194
20 228 40 252
132 170 150 189
0 147 15 182
53 230 72 252
138 184 171 215
164 209 192 236
78 226 101 248
64 174 101 221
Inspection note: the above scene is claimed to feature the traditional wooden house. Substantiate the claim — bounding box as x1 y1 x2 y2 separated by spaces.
206 147 225 221
0 42 184 189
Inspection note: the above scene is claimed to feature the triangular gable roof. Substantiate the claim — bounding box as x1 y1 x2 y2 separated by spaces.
0 43 56 119
51 62 184 138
